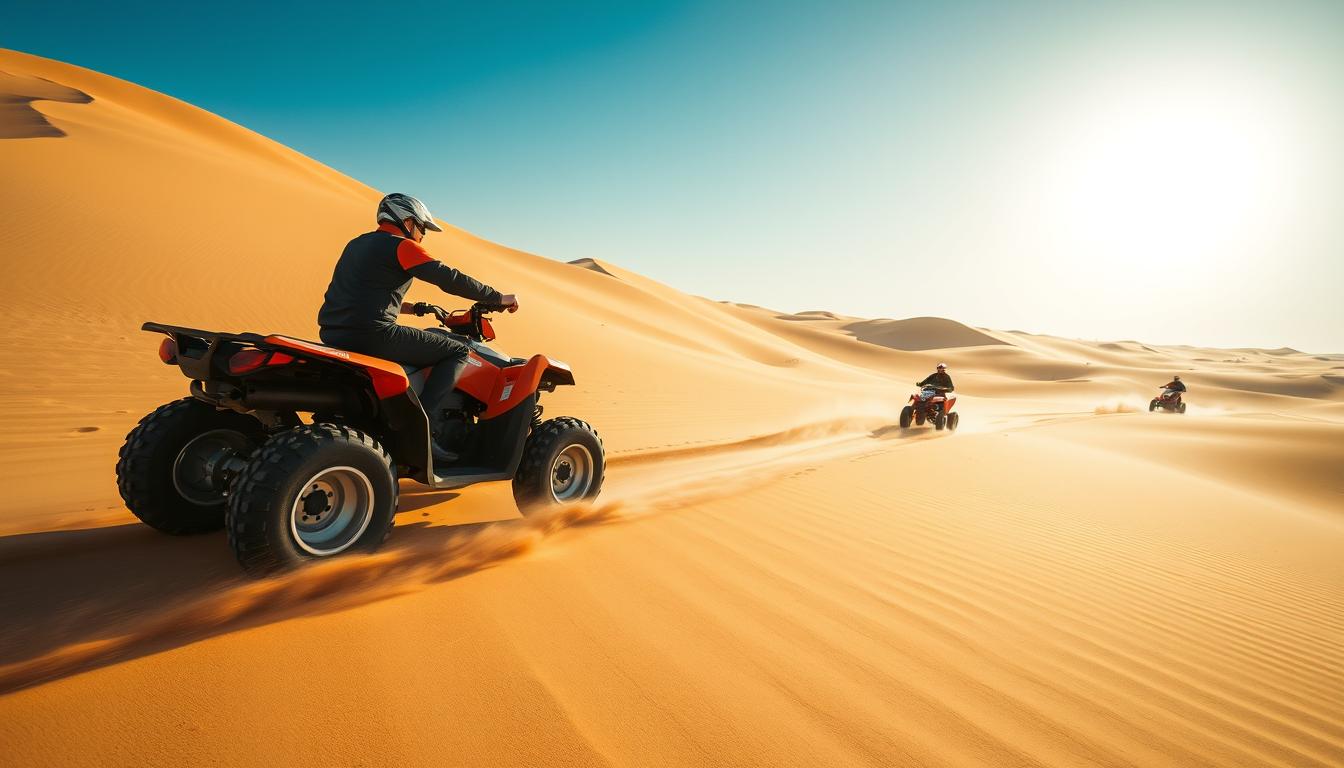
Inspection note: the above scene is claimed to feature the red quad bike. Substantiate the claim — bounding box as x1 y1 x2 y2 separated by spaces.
1150 387 1187 414
116 302 604 575
899 386 959 431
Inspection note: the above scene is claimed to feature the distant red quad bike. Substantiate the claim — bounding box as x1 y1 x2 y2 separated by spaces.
116 303 604 575
899 386 959 432
1149 387 1187 414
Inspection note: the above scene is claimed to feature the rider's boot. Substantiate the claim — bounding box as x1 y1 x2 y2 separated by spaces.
429 410 459 464
422 354 469 465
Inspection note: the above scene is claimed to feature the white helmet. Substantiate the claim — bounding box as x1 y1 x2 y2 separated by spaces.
936 362 947 370
377 193 443 235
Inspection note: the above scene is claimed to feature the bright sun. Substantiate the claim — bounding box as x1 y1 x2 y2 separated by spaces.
1031 63 1297 279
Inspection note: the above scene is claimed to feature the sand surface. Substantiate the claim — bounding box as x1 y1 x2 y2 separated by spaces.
1 49 1341 766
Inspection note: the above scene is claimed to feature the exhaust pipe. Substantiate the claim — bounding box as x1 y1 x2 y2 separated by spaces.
191 380 348 412
242 385 346 411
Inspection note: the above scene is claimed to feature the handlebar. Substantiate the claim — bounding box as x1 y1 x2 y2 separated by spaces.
411 301 509 317
408 301 511 342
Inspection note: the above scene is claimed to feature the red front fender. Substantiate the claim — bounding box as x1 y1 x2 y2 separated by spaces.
483 355 573 419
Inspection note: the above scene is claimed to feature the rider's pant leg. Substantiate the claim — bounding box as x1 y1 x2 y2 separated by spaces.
319 325 471 416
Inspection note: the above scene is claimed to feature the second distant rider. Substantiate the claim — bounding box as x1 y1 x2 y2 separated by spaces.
318 193 518 462
918 362 955 392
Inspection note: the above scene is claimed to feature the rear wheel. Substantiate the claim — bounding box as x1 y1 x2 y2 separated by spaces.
226 424 397 575
116 398 265 534
899 405 914 429
934 412 947 431
1178 402 1187 414
514 417 605 513
947 412 959 432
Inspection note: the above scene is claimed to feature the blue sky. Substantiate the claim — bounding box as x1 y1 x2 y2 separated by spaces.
6 1 1343 350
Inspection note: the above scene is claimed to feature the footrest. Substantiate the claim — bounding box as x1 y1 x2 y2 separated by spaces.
428 468 510 490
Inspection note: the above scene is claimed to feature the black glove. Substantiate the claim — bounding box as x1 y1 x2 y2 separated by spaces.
411 302 433 317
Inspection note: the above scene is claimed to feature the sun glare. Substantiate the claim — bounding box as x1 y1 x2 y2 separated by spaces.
1030 63 1297 282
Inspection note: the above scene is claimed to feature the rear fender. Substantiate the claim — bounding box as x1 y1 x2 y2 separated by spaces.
945 396 956 412
263 336 431 469
264 336 410 399
483 355 573 419
146 326 433 470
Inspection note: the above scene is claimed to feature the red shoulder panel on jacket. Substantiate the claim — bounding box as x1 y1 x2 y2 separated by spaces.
396 239 435 270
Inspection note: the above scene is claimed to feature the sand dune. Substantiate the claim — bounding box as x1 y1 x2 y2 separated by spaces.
1 48 1342 767
567 257 618 278
0 69 92 138
731 306 1009 352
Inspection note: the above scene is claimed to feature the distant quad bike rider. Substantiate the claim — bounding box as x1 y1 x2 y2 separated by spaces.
900 362 960 430
918 363 955 393
1150 375 1188 413
318 193 518 463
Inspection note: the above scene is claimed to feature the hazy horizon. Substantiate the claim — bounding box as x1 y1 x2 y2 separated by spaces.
7 1 1342 352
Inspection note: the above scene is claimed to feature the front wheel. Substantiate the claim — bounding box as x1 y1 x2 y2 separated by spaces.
514 417 605 513
116 398 265 534
226 424 397 575
899 405 913 429
1149 400 1158 412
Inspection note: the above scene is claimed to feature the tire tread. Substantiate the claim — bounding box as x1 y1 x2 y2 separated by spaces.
513 417 605 510
115 398 261 534
226 423 396 575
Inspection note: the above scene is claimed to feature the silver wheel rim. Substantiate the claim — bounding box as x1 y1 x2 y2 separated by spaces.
550 444 594 503
172 429 252 506
289 466 375 556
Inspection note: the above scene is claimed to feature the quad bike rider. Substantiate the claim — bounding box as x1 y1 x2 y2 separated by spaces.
318 193 517 464
1150 375 1188 413
116 194 604 574
900 363 960 431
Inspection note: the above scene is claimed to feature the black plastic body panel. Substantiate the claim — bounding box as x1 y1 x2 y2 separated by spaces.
421 393 535 487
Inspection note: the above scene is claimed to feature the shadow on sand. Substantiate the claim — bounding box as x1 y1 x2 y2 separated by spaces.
0 491 620 694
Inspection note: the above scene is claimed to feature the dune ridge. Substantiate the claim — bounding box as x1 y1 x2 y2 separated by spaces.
1 47 1341 767
0 69 92 138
